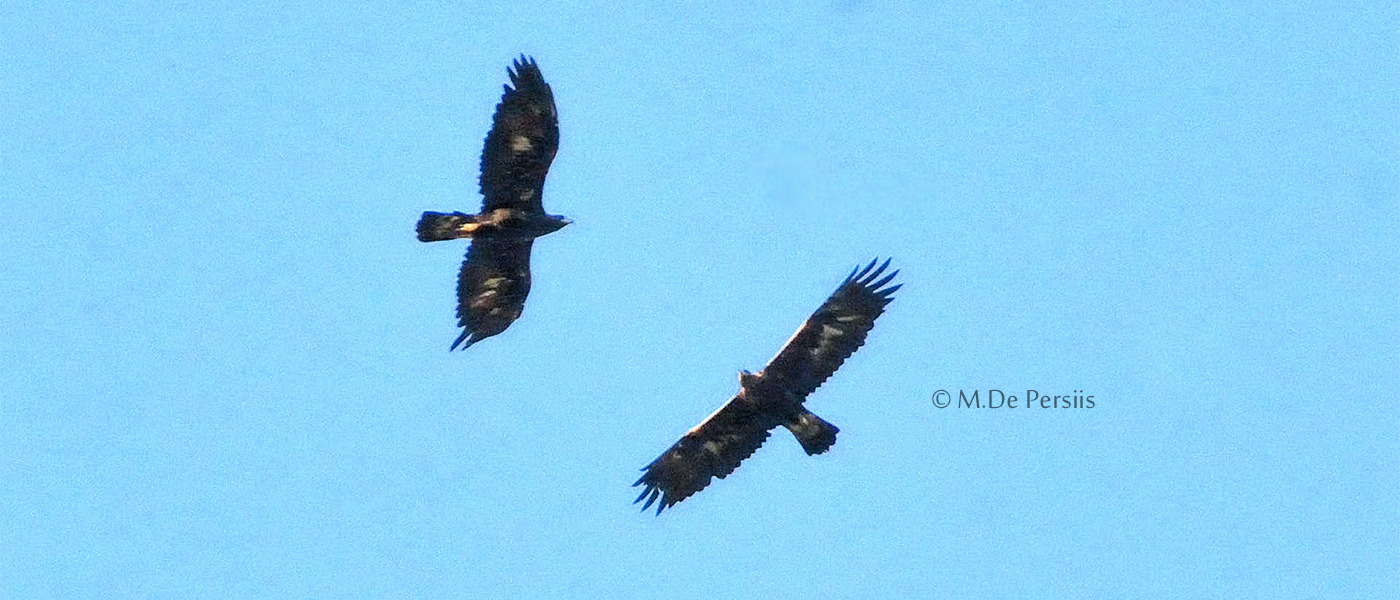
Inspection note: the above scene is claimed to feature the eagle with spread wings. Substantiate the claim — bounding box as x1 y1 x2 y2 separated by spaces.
633 259 900 514
416 55 570 350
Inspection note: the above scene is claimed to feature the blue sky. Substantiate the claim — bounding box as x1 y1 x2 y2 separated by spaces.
3 1 1396 598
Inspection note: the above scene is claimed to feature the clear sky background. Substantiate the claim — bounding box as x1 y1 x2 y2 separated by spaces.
3 1 1396 598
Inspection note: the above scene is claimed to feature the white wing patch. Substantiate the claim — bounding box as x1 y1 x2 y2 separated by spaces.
470 289 498 308
510 135 533 153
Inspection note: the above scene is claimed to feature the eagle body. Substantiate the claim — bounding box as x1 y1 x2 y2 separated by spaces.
634 259 900 514
416 56 569 351
734 370 840 457
417 209 570 242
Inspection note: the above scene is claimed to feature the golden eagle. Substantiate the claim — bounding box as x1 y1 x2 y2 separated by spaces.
633 259 900 514
416 55 570 350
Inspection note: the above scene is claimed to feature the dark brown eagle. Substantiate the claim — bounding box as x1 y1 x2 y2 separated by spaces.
416 55 570 350
633 259 900 514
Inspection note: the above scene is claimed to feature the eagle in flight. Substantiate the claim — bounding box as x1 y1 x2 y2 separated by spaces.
416 55 570 350
633 259 900 514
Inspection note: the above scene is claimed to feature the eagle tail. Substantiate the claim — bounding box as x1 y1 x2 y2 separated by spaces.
784 408 839 456
417 211 478 242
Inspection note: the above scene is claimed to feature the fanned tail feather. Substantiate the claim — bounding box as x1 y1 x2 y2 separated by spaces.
784 409 839 456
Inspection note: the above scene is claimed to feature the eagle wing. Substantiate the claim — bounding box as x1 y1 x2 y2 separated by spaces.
761 258 900 397
478 55 559 214
633 397 782 514
453 238 533 350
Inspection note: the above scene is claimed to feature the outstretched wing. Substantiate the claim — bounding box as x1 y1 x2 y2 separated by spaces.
633 397 781 514
479 55 559 214
452 238 533 350
762 258 900 397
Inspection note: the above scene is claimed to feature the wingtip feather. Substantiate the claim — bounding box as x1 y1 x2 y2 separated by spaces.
639 488 661 512
505 55 545 93
854 258 878 281
870 269 899 290
859 258 891 285
450 331 476 351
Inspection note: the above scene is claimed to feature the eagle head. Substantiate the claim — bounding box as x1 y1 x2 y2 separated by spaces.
737 369 763 393
541 214 572 234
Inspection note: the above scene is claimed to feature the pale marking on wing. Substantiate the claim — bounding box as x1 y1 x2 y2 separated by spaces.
511 135 533 153
470 292 499 309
